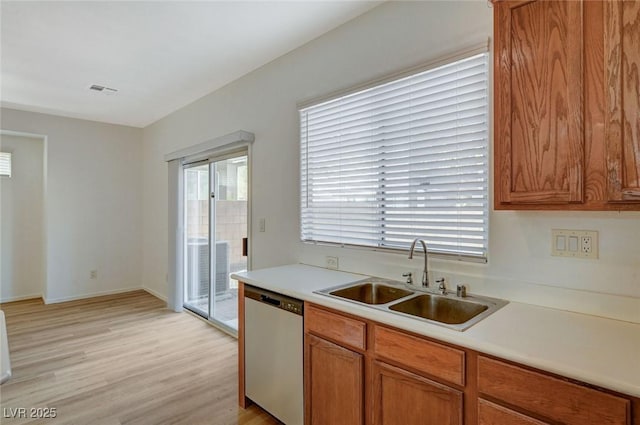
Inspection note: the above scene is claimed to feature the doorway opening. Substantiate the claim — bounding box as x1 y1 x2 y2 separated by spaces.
0 131 47 303
183 152 248 334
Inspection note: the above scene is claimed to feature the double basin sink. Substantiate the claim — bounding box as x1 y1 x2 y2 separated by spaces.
316 279 507 331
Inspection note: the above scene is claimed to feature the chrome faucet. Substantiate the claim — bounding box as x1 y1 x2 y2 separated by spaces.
408 238 429 287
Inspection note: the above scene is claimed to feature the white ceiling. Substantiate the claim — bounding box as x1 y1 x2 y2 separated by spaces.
1 1 380 128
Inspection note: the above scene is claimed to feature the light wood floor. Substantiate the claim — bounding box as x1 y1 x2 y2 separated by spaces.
0 290 280 425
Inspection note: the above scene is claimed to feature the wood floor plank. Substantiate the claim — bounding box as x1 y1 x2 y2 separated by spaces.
0 291 280 425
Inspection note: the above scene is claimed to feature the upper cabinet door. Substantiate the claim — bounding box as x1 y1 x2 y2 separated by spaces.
605 0 640 202
495 0 584 206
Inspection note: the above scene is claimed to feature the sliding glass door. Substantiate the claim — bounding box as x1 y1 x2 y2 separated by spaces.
184 152 248 333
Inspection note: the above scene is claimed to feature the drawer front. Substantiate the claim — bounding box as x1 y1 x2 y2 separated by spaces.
305 304 366 351
373 325 465 386
478 399 549 425
478 356 630 425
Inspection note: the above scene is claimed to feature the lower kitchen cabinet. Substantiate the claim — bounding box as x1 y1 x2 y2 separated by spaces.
372 360 463 425
305 333 364 425
302 303 639 425
477 356 631 425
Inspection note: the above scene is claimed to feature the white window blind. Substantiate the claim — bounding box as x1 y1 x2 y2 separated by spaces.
300 52 489 261
0 152 11 177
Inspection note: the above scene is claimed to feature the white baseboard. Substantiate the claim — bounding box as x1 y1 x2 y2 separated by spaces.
3 287 167 306
143 287 167 302
43 287 142 304
0 293 44 304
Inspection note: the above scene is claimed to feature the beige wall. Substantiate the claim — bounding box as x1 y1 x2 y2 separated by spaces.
1 108 143 303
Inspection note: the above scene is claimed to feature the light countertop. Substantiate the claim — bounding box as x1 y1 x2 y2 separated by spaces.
232 264 640 398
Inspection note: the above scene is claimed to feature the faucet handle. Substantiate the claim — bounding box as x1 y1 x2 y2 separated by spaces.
402 272 413 285
436 277 446 295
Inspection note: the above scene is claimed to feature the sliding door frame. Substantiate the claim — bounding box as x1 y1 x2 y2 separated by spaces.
166 131 254 322
181 145 251 337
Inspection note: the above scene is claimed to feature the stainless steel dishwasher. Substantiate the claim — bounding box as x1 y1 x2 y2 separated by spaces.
244 285 303 425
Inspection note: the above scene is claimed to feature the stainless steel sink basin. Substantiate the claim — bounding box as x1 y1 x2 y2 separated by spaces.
315 278 508 331
329 282 414 305
389 294 488 324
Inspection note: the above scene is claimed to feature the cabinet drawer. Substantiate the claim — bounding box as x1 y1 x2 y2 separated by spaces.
478 399 549 425
373 325 465 386
305 304 366 351
478 356 630 425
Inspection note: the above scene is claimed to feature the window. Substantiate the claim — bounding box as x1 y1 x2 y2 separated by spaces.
300 51 489 261
0 152 11 177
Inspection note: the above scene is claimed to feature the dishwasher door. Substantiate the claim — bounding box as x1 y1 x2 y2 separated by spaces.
244 286 303 425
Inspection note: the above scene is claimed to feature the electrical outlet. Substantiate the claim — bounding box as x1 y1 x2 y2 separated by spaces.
90 270 98 279
581 235 592 254
325 256 339 270
259 218 266 232
551 229 598 259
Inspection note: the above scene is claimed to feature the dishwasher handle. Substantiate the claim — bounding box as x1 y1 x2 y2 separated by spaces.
260 294 281 307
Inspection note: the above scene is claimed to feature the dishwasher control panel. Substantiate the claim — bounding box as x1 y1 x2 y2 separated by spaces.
244 285 304 316
282 301 302 315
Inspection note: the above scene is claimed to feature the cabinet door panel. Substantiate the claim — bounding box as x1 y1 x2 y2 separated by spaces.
478 399 549 425
372 361 462 425
305 334 364 425
495 0 584 205
605 0 640 201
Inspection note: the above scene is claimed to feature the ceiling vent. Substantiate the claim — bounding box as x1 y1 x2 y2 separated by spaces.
89 84 118 95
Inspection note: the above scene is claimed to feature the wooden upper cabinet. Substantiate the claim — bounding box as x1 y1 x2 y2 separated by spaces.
495 0 584 206
494 0 640 210
605 0 640 202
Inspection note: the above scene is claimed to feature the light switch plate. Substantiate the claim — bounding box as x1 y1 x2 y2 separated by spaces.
551 229 598 259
